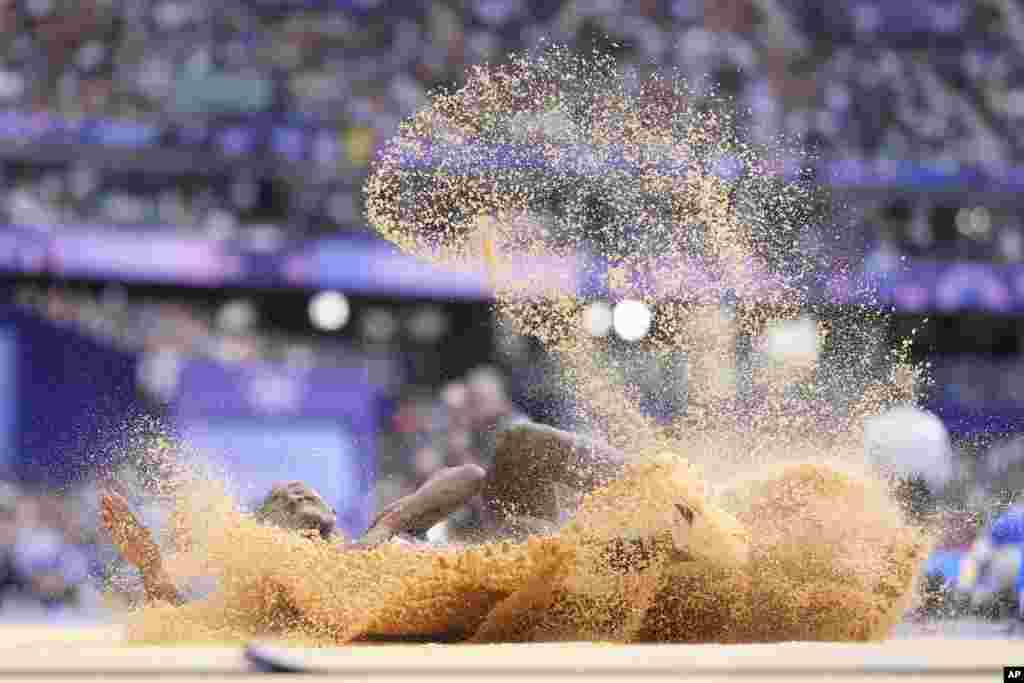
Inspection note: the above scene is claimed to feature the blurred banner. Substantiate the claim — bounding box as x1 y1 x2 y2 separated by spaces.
0 225 494 301
14 222 1024 313
281 236 491 300
0 225 48 276
0 305 385 535
49 228 246 287
0 306 143 489
172 359 381 538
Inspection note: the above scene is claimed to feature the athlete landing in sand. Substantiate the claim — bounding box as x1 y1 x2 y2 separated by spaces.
100 421 634 607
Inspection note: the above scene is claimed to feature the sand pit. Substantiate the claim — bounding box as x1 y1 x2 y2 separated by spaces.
107 456 929 649
0 625 1014 682
82 47 990 679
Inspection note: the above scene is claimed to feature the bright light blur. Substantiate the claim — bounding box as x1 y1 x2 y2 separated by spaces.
864 406 954 491
764 317 820 364
406 306 448 343
308 291 350 331
612 299 652 342
582 301 614 337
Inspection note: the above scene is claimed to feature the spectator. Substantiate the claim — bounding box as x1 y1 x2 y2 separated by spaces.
418 367 527 543
864 405 957 523
10 522 89 613
0 485 100 619
465 365 529 465
0 483 25 605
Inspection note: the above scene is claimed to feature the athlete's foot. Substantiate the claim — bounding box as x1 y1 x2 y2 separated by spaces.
100 491 183 605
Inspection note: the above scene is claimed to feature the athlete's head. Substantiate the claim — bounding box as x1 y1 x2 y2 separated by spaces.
254 481 337 540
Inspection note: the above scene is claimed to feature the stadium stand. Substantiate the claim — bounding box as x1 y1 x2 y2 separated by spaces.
2 0 1024 619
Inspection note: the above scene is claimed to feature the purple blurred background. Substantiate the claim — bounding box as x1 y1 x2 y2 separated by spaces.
0 0 1016 618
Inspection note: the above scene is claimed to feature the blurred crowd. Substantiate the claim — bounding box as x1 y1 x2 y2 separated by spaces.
0 481 100 619
1 0 1024 622
850 198 1024 269
0 0 1017 241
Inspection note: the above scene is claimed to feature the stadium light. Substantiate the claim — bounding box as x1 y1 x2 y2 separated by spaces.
361 307 398 343
406 306 447 344
217 299 257 333
308 291 350 332
582 301 614 337
612 299 652 342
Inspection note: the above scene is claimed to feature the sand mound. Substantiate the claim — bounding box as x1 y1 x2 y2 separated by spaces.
640 461 929 643
120 457 926 646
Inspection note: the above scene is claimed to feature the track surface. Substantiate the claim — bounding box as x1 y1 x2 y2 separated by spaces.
0 623 1017 681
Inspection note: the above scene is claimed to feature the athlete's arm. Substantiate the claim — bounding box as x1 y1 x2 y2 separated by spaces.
359 464 485 547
